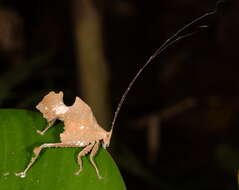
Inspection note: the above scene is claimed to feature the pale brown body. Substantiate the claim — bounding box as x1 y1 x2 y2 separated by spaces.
16 91 112 178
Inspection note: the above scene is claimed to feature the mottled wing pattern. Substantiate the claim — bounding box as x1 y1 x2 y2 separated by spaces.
60 96 105 145
60 125 105 145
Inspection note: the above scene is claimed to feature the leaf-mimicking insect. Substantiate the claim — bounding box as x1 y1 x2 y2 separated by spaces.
16 91 112 179
15 6 219 179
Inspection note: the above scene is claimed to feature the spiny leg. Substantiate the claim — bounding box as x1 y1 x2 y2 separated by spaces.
16 143 72 178
75 143 94 175
90 141 101 179
37 120 56 135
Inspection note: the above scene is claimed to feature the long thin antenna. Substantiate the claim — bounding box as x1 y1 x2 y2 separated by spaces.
109 7 218 137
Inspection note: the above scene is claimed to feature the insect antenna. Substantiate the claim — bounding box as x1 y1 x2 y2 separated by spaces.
108 6 219 141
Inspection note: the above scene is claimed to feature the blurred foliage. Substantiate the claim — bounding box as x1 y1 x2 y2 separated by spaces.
0 53 52 107
215 144 239 172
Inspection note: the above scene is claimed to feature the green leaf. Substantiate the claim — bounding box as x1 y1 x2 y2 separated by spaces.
0 109 126 190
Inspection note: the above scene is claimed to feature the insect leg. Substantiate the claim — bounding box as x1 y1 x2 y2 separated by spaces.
89 141 101 179
15 143 71 178
75 143 94 175
37 119 56 135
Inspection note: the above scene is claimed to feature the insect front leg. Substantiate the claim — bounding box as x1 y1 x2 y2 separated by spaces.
37 119 56 135
75 143 94 175
15 142 71 178
89 141 102 179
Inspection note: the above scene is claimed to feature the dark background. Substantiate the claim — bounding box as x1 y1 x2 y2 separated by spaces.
0 0 238 189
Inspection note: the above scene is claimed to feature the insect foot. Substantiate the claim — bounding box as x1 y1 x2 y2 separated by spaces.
15 172 26 178
16 91 112 179
36 120 56 136
36 130 44 135
75 169 82 175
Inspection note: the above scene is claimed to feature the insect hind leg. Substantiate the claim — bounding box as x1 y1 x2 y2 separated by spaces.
89 141 101 179
75 143 94 175
15 143 71 178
